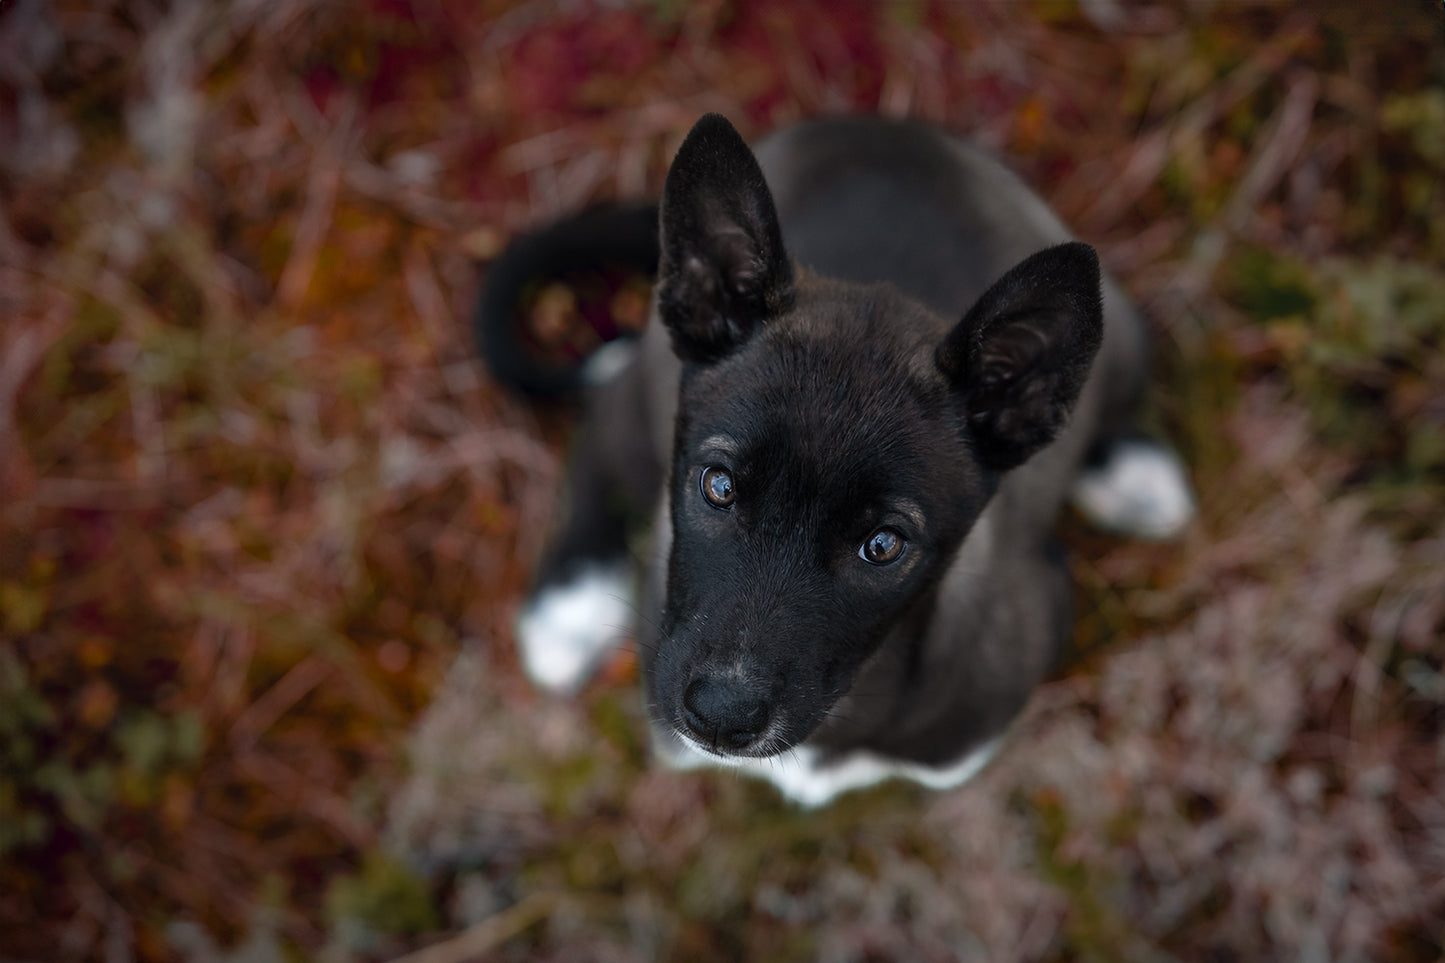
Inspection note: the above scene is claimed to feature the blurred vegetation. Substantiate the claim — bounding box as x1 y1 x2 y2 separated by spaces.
1 1 1442 961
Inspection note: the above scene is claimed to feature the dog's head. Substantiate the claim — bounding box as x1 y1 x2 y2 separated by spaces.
647 114 1103 761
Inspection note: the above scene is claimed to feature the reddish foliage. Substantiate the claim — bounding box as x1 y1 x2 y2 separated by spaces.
1 1 1441 960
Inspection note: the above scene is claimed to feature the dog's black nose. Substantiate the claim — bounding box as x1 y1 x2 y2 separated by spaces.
682 676 771 751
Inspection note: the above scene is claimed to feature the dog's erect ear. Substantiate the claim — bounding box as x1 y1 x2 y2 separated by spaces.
936 242 1104 472
656 114 794 365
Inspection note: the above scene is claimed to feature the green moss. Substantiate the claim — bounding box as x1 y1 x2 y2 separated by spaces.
1027 789 1141 963
1227 247 1317 323
325 850 440 950
1221 248 1445 525
1383 89 1445 168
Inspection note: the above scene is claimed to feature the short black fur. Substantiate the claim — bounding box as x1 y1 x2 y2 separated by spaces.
483 113 1177 801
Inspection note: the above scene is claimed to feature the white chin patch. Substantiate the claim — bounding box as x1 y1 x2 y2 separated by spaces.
1071 441 1196 540
654 725 1002 808
516 566 633 694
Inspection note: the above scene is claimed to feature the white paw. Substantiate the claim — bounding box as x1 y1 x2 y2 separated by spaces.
579 338 639 386
1071 441 1195 540
515 565 634 693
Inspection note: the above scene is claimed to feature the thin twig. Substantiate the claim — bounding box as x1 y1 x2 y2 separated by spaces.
385 892 559 963
228 654 335 748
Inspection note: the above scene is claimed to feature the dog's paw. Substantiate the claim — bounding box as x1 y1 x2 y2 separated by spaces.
515 565 633 693
1071 440 1195 540
579 337 640 386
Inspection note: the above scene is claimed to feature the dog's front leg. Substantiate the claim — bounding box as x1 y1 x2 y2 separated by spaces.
515 352 662 693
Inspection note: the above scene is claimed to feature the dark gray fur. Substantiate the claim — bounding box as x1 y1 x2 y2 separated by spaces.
531 114 1153 776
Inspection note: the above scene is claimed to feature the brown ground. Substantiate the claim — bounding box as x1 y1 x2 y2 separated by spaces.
2 2 1442 960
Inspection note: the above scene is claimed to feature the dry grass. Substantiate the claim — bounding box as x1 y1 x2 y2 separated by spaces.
1 1 1442 961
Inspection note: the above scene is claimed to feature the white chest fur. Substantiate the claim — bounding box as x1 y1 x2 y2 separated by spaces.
655 725 1003 808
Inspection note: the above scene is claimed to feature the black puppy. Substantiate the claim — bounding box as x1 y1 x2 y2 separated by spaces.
479 115 1192 806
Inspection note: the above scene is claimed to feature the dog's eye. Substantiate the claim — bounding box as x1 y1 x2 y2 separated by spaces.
860 527 905 565
701 466 735 509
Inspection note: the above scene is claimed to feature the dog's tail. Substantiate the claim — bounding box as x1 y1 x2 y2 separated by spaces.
473 202 661 397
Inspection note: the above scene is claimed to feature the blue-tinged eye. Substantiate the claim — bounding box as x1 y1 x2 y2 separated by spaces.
860 527 905 564
701 466 735 509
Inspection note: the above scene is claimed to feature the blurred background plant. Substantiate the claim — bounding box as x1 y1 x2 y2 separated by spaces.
0 1 1441 961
